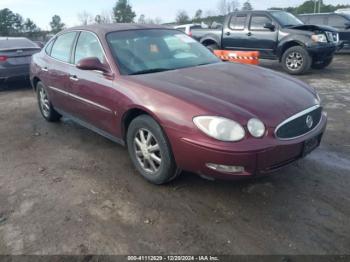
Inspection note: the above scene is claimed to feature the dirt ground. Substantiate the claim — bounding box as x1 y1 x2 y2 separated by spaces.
0 55 349 255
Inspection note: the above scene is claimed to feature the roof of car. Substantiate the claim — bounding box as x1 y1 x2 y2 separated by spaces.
0 37 30 40
298 13 336 16
62 23 171 35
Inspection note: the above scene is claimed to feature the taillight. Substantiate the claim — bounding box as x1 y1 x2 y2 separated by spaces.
0 56 8 62
188 31 193 37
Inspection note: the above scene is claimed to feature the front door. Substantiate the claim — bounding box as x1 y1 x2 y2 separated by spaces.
245 14 278 58
67 31 117 135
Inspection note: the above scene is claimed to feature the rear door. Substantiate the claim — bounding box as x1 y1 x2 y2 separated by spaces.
245 14 278 57
221 13 249 50
68 31 116 135
45 31 78 112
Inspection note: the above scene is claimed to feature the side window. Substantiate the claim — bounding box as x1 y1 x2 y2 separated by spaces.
74 32 105 64
50 32 77 63
328 15 347 28
250 15 273 31
45 38 55 55
229 15 247 30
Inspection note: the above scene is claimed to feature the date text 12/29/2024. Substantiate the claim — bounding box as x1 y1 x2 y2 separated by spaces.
127 256 220 261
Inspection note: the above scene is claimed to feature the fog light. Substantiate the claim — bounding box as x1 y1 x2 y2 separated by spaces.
206 163 244 173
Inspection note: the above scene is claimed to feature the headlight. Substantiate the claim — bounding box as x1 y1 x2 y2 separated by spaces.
311 34 327 43
247 118 265 138
193 116 245 142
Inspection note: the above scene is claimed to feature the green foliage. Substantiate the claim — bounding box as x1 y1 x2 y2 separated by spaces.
113 0 136 23
242 1 253 11
50 15 65 34
193 9 203 22
269 0 350 14
176 10 190 24
0 8 23 35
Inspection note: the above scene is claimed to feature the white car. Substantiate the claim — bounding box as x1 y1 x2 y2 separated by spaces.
174 24 203 36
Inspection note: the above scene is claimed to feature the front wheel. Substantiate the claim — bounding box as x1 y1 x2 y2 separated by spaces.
36 82 61 122
281 46 312 75
311 57 333 69
126 115 180 185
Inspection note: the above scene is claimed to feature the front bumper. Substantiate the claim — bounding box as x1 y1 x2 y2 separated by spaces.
167 112 327 180
306 42 341 58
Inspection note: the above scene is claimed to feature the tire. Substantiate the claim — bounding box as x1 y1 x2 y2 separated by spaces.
206 43 219 52
36 81 61 122
281 46 312 75
311 57 333 69
126 115 180 185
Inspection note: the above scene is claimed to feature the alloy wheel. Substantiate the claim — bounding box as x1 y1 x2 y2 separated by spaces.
39 87 50 118
286 52 304 71
133 128 162 174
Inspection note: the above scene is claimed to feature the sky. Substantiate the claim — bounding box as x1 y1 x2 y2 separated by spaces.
1 0 350 30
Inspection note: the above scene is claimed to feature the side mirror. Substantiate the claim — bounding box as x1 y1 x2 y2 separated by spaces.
345 22 350 29
264 22 276 31
76 57 110 73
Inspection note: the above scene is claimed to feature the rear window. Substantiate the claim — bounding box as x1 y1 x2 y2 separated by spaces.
190 25 202 30
0 38 38 50
229 15 247 30
176 27 186 32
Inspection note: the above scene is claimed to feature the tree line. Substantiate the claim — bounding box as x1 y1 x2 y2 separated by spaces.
1 0 349 39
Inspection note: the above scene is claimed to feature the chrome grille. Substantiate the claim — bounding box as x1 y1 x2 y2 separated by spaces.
325 31 339 43
275 105 322 140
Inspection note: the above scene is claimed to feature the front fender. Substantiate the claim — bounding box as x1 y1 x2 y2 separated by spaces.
276 34 310 58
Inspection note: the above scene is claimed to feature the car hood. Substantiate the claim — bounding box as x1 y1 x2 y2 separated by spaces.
128 62 318 127
286 24 338 33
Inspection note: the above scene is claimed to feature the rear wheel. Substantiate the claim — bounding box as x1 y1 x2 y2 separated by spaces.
206 43 219 52
126 115 180 185
311 57 333 69
36 81 61 122
281 46 312 75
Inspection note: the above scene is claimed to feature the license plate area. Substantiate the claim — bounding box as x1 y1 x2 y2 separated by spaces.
302 134 321 157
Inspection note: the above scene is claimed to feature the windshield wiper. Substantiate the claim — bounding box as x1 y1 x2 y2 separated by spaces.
129 68 172 75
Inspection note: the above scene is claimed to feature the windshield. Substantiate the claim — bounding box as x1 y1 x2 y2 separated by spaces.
106 29 220 75
270 11 304 27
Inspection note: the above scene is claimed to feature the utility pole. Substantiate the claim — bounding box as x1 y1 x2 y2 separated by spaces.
314 0 317 13
318 0 321 13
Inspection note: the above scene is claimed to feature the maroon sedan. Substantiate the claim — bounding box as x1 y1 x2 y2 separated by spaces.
30 24 327 184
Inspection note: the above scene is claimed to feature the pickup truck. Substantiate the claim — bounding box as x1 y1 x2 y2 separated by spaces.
191 10 342 74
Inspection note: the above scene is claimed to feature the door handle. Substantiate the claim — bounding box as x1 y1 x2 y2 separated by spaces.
69 75 79 81
41 67 49 72
247 32 252 36
225 31 231 36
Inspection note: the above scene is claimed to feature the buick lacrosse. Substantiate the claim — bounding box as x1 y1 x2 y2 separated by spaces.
30 24 327 184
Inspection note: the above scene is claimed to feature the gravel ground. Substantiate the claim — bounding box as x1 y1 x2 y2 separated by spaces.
0 55 349 255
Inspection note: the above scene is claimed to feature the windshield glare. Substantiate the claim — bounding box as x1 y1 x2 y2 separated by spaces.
106 29 220 75
270 11 304 27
